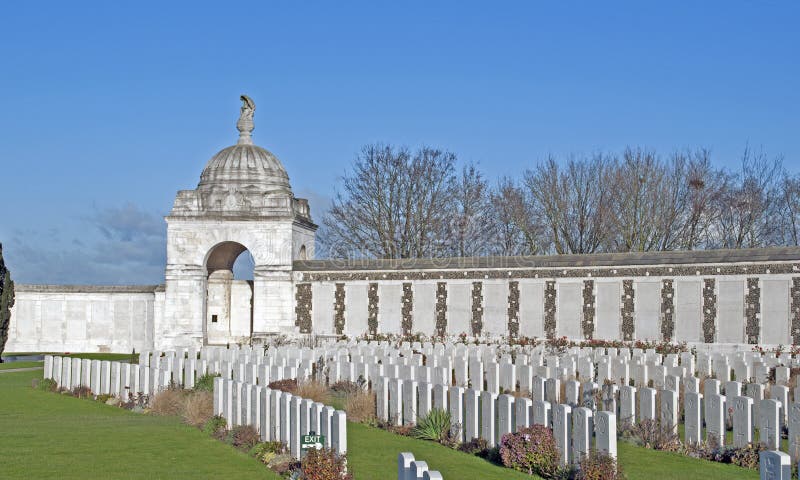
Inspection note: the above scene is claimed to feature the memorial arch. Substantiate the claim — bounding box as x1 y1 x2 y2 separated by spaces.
159 96 317 349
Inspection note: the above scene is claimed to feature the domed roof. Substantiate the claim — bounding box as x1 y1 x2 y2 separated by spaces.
197 95 291 193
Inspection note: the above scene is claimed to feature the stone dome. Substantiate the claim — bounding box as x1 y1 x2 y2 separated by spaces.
197 95 292 193
198 143 291 192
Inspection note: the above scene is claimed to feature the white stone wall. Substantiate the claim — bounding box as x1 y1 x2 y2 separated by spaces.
311 283 335 335
717 280 745 343
634 281 661 341
595 281 620 340
412 282 437 335
518 280 544 338
674 280 702 342
557 282 583 339
7 286 155 353
762 279 790 345
446 282 471 336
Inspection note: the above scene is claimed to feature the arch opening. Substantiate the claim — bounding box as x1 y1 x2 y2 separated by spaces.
204 241 254 345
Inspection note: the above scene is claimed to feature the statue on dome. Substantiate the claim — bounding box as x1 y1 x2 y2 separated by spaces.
236 95 256 144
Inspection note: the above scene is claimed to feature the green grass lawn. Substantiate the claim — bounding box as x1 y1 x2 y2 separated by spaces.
0 370 277 479
0 361 43 370
3 352 137 362
0 367 761 480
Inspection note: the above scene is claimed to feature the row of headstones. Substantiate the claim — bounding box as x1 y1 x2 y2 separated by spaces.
44 356 176 401
398 453 443 480
212 378 347 460
140 352 315 389
373 376 616 465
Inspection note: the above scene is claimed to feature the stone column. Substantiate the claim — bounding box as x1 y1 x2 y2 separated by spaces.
553 404 572 466
595 411 617 459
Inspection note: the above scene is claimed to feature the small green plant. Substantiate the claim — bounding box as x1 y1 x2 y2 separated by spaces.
202 415 227 436
411 408 452 443
250 441 286 464
193 373 220 392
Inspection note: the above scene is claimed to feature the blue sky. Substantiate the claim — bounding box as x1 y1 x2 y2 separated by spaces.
1 1 798 284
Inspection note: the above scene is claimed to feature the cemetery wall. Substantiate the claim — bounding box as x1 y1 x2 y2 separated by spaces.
6 284 158 353
293 248 800 346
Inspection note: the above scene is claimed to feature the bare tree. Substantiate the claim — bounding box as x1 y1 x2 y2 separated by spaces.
711 146 783 248
524 154 611 254
487 178 540 256
443 163 493 257
322 144 455 259
777 172 800 246
677 149 726 250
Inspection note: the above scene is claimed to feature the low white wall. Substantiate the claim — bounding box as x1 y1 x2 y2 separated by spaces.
7 285 157 353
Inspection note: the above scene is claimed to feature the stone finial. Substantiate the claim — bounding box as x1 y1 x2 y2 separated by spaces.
236 95 255 145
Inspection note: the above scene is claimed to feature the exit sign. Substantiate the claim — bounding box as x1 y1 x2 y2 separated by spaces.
301 431 325 451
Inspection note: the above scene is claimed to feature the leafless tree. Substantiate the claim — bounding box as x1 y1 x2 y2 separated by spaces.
710 146 783 248
322 144 455 259
443 164 493 257
524 154 612 254
776 173 800 246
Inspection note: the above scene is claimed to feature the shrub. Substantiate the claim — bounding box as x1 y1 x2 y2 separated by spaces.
183 390 213 426
300 448 352 480
228 425 260 450
270 454 300 475
578 451 625 480
268 378 298 394
458 437 492 456
193 373 220 392
95 394 113 404
330 380 362 395
295 380 332 404
628 419 681 451
411 409 452 443
150 388 186 416
203 415 227 436
499 425 560 478
71 386 92 399
731 443 766 469
37 378 58 392
250 441 286 464
343 390 376 423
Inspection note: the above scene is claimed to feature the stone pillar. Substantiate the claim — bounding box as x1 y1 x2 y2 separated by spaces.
332 410 347 455
481 391 498 446
639 387 656 422
572 407 593 464
464 388 479 442
533 400 552 428
732 395 754 448
553 403 572 466
684 392 703 445
516 397 532 430
595 411 617 459
759 450 791 480
705 393 726 447
449 386 465 442
660 389 678 434
497 394 515 441
253 267 295 335
403 380 418 426
760 399 782 450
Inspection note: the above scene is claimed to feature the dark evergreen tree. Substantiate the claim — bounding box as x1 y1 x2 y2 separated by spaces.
0 243 15 363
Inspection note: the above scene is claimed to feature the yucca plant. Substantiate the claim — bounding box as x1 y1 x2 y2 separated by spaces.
411 408 452 443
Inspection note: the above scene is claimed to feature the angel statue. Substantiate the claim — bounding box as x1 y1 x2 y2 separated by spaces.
236 94 256 143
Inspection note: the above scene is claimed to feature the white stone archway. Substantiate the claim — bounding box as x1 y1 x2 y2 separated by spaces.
156 96 317 350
